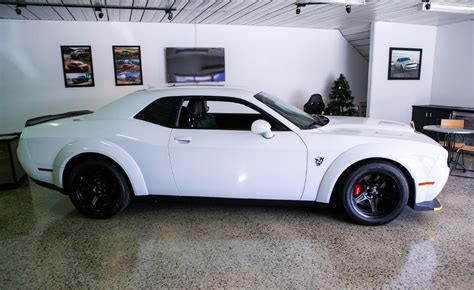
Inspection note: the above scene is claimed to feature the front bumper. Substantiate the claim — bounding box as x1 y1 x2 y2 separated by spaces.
414 198 442 212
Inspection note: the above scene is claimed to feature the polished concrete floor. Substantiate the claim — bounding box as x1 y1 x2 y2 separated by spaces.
1 161 473 288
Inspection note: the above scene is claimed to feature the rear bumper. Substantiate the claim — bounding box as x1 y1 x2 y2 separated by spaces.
413 198 442 212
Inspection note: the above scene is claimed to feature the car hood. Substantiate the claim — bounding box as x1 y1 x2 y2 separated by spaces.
315 116 436 144
402 60 417 65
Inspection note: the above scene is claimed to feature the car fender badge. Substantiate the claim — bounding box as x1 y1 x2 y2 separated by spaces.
315 157 324 166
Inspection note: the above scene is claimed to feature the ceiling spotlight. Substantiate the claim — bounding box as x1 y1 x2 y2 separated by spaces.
296 7 301 15
167 11 173 21
15 7 21 15
95 6 104 19
345 5 351 13
418 0 473 14
421 0 431 10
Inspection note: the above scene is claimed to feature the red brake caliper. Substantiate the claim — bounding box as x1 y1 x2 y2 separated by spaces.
353 183 362 197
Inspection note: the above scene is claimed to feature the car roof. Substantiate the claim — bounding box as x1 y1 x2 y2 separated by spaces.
89 85 261 120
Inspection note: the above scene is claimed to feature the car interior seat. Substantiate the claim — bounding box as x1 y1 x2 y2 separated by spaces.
186 101 217 129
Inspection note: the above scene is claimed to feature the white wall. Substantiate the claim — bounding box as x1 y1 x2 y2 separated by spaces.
367 22 437 124
431 21 474 108
0 20 368 133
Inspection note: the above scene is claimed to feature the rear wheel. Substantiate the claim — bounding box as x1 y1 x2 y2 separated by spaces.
341 161 408 225
65 158 131 219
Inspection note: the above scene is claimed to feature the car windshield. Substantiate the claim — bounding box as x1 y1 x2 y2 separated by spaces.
255 92 328 129
398 57 410 62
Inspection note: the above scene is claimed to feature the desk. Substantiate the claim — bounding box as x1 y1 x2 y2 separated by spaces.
412 105 474 141
423 125 474 164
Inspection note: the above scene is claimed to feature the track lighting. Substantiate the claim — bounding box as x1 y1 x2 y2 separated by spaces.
1 1 177 18
418 1 473 14
294 1 363 15
421 0 431 11
165 9 173 20
94 6 104 19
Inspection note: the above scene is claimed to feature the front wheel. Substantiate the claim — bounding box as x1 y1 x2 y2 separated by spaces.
341 161 409 226
65 158 131 219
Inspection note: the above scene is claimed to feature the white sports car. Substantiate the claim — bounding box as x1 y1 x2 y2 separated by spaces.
394 57 418 71
17 87 449 225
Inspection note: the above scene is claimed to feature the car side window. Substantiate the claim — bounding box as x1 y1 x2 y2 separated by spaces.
177 97 287 131
134 97 182 128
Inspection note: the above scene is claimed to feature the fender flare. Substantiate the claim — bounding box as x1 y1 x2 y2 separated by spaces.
52 139 148 196
315 143 425 204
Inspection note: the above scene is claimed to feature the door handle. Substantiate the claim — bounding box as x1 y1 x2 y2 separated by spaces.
174 136 192 144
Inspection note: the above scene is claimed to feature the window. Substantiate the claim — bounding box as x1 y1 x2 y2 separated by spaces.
134 97 182 128
177 97 287 131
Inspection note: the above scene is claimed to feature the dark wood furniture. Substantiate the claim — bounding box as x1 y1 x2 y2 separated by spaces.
0 133 27 189
412 105 474 142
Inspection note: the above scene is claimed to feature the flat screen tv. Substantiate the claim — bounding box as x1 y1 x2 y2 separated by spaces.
166 47 225 83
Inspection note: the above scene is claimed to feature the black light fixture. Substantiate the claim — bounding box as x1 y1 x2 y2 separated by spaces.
95 6 104 19
294 1 364 15
165 9 173 20
14 1 26 15
295 3 305 15
423 0 431 10
1 1 177 19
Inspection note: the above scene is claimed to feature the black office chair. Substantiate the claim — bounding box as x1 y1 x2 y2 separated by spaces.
186 101 216 129
304 94 325 115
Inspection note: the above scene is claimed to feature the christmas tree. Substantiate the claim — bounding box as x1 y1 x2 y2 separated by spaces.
325 74 356 116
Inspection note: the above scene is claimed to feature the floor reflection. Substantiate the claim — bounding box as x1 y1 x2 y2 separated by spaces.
0 158 472 288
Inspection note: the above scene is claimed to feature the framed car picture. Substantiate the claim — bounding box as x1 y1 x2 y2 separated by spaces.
60 45 95 87
112 46 143 86
388 47 422 80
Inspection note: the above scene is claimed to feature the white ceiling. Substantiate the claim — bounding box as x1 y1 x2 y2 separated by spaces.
1 0 473 59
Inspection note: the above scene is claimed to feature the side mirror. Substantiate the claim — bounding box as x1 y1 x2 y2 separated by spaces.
251 119 274 139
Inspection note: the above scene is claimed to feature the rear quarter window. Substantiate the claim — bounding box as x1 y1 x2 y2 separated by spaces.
134 97 182 128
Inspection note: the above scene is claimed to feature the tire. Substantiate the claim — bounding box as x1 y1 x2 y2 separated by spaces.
340 161 409 226
65 158 131 219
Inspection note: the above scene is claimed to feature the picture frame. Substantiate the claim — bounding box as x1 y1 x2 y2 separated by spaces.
112 45 143 86
388 47 422 80
60 45 95 87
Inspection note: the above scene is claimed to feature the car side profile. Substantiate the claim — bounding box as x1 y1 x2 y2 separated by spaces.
70 49 90 60
66 61 90 72
394 57 418 71
17 87 449 225
71 75 90 84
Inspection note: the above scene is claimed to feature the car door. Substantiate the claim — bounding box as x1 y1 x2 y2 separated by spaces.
168 97 307 200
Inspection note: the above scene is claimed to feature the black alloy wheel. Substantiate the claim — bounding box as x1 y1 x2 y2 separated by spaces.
66 158 131 219
341 161 409 226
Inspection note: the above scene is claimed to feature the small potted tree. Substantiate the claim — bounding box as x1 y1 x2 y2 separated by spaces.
325 74 356 116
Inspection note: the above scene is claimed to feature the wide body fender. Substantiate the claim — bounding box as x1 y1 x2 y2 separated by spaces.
52 139 148 196
311 143 444 204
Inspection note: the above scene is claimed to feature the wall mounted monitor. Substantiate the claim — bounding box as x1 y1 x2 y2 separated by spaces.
166 47 225 83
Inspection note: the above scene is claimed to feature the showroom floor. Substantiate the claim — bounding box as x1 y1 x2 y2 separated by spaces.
1 159 472 288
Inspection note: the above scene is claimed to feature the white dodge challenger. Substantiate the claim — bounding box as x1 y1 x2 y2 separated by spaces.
17 87 449 225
